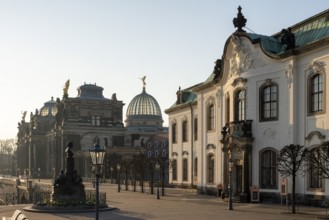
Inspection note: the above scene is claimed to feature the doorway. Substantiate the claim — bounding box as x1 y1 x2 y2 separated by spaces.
235 165 242 195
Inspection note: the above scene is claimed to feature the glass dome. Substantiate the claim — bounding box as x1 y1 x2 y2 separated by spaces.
126 89 162 117
40 97 58 117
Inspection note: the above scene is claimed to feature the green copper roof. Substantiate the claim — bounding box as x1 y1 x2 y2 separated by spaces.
246 10 329 56
294 15 329 47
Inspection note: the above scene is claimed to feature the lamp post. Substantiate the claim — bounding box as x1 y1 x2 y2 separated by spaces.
89 143 106 220
155 161 160 200
228 158 234 210
117 163 121 192
38 168 40 182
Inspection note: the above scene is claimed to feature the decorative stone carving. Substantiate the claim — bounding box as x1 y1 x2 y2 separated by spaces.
263 127 277 141
229 35 253 78
285 63 293 88
307 61 326 76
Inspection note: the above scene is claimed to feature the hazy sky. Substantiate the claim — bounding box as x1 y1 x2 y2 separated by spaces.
0 1 328 140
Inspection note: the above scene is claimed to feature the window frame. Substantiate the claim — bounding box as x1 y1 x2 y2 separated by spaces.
259 148 278 189
308 147 324 190
308 73 325 116
194 117 198 141
91 115 101 127
234 89 246 121
207 154 215 183
172 123 177 143
182 158 188 181
172 159 177 181
207 104 215 131
182 120 188 142
259 82 279 122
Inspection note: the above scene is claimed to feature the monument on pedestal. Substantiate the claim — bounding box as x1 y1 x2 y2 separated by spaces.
51 141 86 204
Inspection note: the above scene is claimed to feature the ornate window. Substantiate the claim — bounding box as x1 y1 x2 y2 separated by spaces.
182 120 188 142
172 123 177 143
260 149 277 189
172 159 177 181
260 83 278 121
207 154 215 183
309 148 323 189
207 104 215 131
194 117 198 141
182 158 188 181
309 74 324 114
234 89 246 121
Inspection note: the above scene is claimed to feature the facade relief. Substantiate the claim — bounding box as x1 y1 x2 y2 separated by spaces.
307 61 326 77
229 35 253 78
262 127 277 141
285 63 294 88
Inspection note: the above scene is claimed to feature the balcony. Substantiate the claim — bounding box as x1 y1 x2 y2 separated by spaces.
221 120 253 139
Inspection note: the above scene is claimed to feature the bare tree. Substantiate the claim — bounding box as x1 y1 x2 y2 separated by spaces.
277 144 308 214
308 141 329 178
0 138 16 155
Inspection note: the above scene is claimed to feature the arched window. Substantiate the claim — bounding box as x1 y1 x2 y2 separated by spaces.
208 154 215 183
309 147 323 189
235 89 246 121
172 123 177 143
309 74 324 114
260 83 278 121
172 159 177 181
260 149 277 189
182 120 188 142
182 158 188 181
207 104 215 131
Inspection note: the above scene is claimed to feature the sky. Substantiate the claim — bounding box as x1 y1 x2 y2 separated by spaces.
0 1 328 140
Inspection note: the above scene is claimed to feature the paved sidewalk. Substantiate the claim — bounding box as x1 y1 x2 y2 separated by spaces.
0 181 328 220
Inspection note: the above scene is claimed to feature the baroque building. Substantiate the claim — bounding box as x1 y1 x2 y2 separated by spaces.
165 7 329 203
17 78 168 179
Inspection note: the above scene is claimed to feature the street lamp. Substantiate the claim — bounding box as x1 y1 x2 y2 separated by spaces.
89 143 106 220
155 161 160 200
228 158 234 210
38 168 41 182
117 163 121 192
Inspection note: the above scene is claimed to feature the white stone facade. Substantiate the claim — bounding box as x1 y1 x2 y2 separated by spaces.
165 9 329 203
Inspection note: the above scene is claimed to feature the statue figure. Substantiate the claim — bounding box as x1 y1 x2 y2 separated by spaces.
139 76 147 91
21 111 27 123
55 98 64 128
281 28 296 51
213 59 222 79
65 141 74 158
139 75 146 86
63 79 70 98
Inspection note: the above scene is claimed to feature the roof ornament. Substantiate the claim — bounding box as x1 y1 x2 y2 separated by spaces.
233 5 247 33
139 75 146 92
